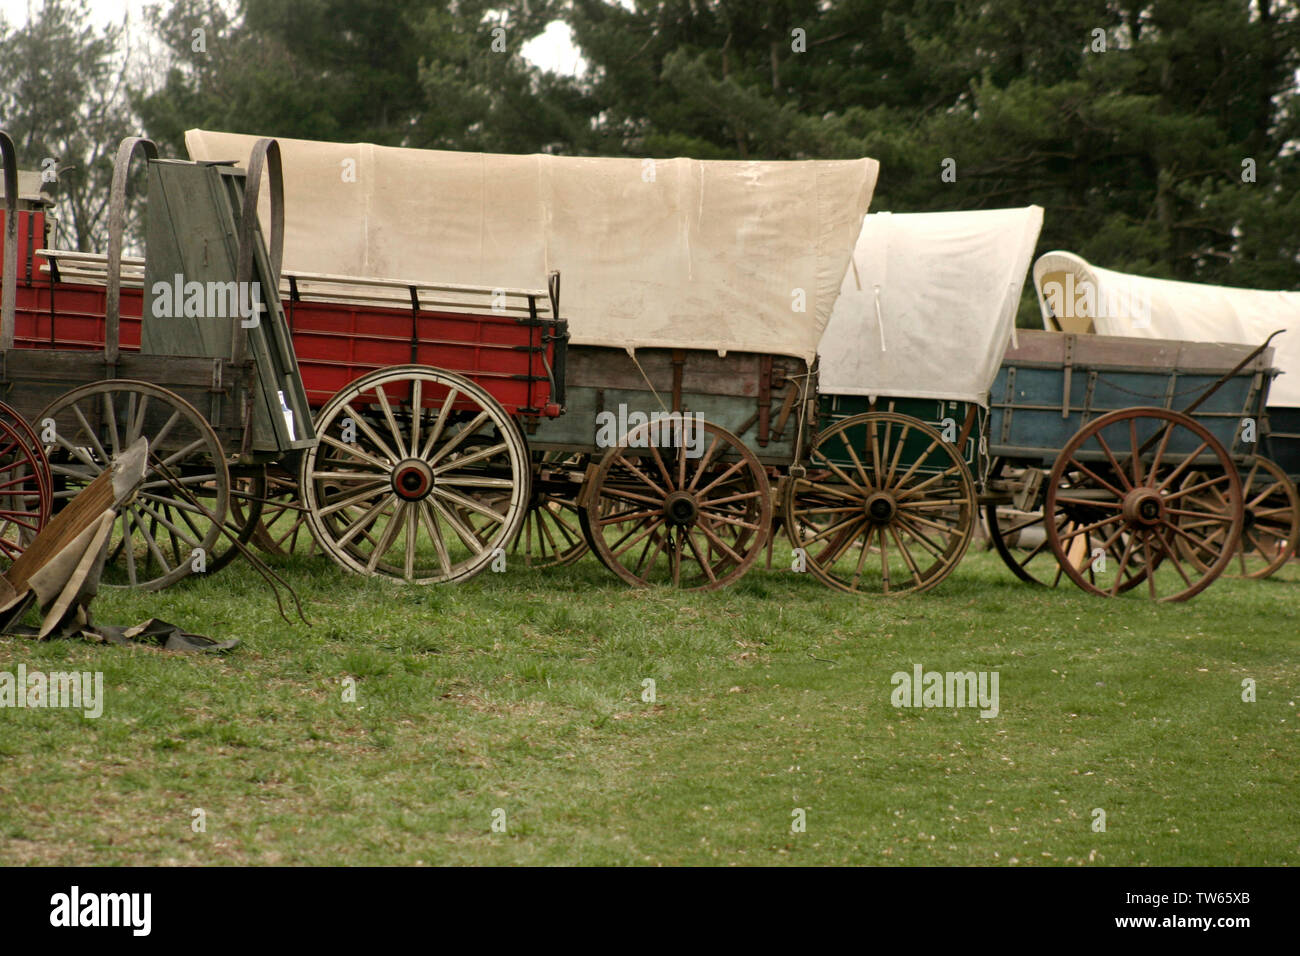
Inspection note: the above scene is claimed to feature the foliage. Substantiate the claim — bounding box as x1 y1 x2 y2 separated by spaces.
0 0 136 250
7 0 1300 299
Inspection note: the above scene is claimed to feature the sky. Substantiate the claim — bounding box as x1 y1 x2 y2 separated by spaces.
0 0 585 75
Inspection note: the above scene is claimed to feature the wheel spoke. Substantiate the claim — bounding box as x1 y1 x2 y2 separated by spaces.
366 501 407 573
429 495 486 554
419 501 453 576
431 441 508 475
428 412 490 467
432 486 506 525
420 389 459 460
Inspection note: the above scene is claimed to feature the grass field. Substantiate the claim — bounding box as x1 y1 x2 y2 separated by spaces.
0 540 1296 866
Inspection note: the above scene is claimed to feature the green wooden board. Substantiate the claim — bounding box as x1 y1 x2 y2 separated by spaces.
141 159 313 459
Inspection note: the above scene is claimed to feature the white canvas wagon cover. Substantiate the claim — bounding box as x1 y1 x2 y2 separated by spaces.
817 206 1043 405
1033 250 1300 407
185 130 879 364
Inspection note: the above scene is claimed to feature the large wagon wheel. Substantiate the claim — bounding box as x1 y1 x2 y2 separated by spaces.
580 420 770 589
1174 455 1299 579
39 381 230 590
1044 406 1242 602
0 401 53 568
511 451 590 568
301 365 530 583
784 411 976 595
984 458 1153 591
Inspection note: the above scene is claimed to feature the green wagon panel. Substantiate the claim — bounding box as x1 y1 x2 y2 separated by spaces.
142 159 314 459
1265 405 1300 481
815 395 983 473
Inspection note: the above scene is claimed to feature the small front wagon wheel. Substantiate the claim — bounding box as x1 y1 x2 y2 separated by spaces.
250 466 319 558
581 420 771 589
512 451 590 568
784 411 976 595
301 365 530 583
1175 454 1299 580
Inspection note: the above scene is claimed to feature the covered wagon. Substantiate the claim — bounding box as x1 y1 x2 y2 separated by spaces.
186 130 878 588
786 205 1044 594
1016 250 1296 581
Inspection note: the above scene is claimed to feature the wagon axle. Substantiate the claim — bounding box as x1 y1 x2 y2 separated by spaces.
864 491 897 524
391 459 434 501
662 490 700 527
1123 488 1165 527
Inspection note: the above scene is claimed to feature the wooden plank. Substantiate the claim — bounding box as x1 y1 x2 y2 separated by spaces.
1004 328 1275 374
564 345 804 400
528 381 801 466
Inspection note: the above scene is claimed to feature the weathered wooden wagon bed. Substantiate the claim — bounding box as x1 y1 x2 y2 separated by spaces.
8 221 567 587
985 329 1275 598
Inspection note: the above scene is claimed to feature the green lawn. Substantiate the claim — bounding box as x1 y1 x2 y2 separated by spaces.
0 542 1296 865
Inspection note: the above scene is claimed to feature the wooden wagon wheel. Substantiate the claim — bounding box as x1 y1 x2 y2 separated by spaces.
1044 406 1242 602
1173 455 1299 579
984 458 1153 591
784 411 976 595
580 420 771 589
301 365 530 583
249 465 319 557
38 381 230 590
0 401 53 568
511 451 590 568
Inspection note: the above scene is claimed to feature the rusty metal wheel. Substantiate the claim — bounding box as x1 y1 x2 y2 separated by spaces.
784 411 975 595
1175 455 1299 579
1045 406 1242 601
0 401 52 569
580 420 770 589
39 380 230 590
302 365 530 583
512 451 590 568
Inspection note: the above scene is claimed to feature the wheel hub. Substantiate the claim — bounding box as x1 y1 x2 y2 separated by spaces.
392 458 434 501
662 490 699 527
1243 507 1256 531
864 491 897 524
1123 487 1165 527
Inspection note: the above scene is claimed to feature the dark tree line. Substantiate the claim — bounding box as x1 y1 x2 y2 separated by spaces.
3 0 1298 305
